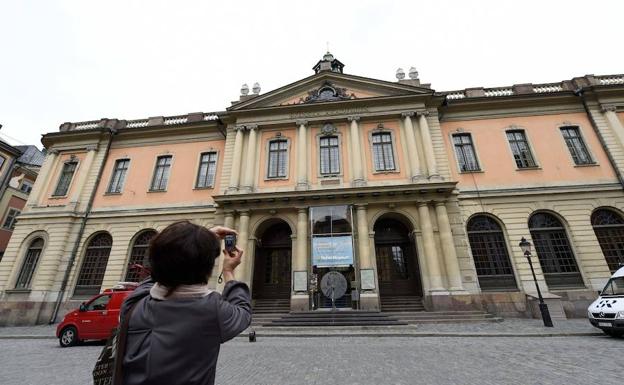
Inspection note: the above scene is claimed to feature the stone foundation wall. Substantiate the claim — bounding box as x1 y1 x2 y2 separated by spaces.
0 299 80 326
426 291 597 319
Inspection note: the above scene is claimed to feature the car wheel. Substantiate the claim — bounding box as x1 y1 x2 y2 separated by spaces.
59 326 78 347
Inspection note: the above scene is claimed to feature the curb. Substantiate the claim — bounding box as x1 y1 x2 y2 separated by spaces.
0 332 604 340
242 332 604 338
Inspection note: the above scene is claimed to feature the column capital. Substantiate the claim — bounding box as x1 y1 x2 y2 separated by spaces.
234 124 246 131
246 124 258 131
347 115 361 122
416 200 431 208
85 144 98 152
48 149 60 155
237 209 251 216
296 207 308 214
355 203 368 210
601 104 618 113
433 201 447 207
224 210 235 218
416 110 430 117
295 119 308 126
401 111 415 118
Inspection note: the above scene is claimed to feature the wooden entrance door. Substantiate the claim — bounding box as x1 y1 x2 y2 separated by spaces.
252 222 292 299
374 218 421 296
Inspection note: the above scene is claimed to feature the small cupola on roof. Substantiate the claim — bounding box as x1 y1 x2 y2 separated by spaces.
313 51 344 74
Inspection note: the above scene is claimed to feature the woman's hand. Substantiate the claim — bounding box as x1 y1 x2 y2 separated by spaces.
209 226 237 240
222 246 243 283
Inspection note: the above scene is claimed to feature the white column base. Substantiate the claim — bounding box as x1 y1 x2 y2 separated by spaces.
295 182 309 191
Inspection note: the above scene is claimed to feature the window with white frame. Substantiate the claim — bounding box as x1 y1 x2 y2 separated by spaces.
506 130 537 168
371 132 396 171
150 155 172 191
452 133 480 172
319 136 340 175
196 152 218 188
53 160 78 196
267 139 288 178
19 180 33 194
560 126 593 165
107 159 130 193
3 208 20 230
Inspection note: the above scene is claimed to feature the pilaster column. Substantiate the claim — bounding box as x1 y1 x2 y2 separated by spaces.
417 202 445 291
402 112 423 181
356 204 372 269
601 105 624 149
348 116 366 187
70 145 98 208
236 210 251 284
27 149 59 207
434 201 464 291
228 125 245 192
417 111 439 178
241 124 258 192
295 120 309 190
294 208 308 274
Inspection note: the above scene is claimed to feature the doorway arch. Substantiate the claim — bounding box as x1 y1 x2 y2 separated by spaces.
252 220 292 300
373 215 422 297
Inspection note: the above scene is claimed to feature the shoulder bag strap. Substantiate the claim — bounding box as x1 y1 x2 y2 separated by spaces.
112 299 141 385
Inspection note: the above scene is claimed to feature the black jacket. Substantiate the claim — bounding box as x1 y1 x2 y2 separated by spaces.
119 278 252 385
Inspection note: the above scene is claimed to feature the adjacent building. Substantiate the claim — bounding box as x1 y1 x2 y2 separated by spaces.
1 53 624 325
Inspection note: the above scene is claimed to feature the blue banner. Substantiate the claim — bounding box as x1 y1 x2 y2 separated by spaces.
312 236 354 267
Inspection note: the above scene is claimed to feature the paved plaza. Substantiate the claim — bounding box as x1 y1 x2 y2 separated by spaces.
1 334 622 385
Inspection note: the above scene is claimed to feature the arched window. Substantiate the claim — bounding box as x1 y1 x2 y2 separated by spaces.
467 216 517 290
125 230 157 282
591 208 624 273
15 238 44 289
74 233 113 296
528 212 583 288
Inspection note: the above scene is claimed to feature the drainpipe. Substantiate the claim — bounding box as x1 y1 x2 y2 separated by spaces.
0 157 18 198
575 88 624 189
49 125 118 324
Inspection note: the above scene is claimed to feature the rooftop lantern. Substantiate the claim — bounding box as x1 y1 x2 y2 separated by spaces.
313 51 345 74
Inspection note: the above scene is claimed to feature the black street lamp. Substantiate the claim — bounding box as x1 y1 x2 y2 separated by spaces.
519 237 554 327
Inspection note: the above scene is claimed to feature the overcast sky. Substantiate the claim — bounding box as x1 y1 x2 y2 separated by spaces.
1 0 622 148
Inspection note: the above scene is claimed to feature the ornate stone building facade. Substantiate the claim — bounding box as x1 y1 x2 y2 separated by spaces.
1 53 624 325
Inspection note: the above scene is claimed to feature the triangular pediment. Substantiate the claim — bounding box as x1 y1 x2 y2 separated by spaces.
228 72 433 111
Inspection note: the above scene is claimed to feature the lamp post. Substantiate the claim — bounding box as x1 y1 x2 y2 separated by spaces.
519 237 553 327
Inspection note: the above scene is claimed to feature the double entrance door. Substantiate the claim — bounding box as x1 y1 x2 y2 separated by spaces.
252 221 292 300
374 218 422 297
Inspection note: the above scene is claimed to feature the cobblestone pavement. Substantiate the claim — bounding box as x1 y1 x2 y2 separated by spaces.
1 336 622 385
0 319 600 338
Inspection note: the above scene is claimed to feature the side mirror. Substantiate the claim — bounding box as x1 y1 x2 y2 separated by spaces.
79 303 87 312
597 291 602 296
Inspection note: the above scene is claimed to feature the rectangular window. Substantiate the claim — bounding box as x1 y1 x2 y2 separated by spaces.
3 208 20 230
506 130 537 168
319 136 340 175
107 159 130 193
267 140 288 178
196 152 218 188
150 155 172 191
452 134 480 172
0 156 5 171
561 126 593 165
53 161 77 196
19 180 33 194
372 133 396 171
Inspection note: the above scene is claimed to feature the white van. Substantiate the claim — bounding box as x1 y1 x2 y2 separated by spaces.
588 266 624 337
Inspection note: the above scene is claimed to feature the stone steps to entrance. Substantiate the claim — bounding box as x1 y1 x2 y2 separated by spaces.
252 298 290 315
380 296 426 312
261 311 407 327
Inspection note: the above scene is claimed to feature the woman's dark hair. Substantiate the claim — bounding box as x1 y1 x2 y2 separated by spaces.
148 221 221 292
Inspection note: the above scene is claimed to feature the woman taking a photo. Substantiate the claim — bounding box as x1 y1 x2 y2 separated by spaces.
119 221 251 385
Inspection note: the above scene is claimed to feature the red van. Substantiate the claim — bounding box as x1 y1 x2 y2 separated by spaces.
56 282 139 347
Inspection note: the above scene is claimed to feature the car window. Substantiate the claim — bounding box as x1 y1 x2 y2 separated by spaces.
86 295 111 311
601 277 624 296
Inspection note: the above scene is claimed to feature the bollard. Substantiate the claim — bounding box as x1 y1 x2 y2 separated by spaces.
248 329 256 342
